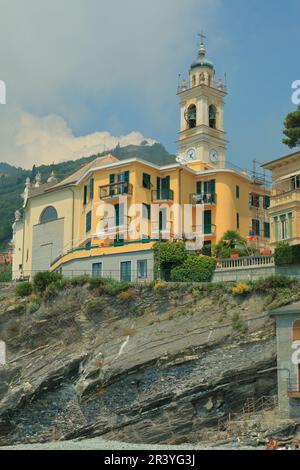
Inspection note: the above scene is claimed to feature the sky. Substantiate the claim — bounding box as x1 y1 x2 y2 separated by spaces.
0 0 299 169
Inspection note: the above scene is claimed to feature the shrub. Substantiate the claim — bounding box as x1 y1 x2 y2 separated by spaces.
103 279 130 296
153 280 168 290
118 288 136 302
70 274 91 287
252 275 294 292
274 242 293 266
171 255 216 282
232 282 250 296
16 281 33 298
153 241 187 280
0 263 12 282
33 271 63 293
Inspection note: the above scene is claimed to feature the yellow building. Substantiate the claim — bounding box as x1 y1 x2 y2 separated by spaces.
262 150 300 246
12 39 270 282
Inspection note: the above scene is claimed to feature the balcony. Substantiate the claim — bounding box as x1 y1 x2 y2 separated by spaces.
190 193 217 205
270 188 300 209
186 224 216 237
99 182 133 200
152 189 174 203
96 216 131 238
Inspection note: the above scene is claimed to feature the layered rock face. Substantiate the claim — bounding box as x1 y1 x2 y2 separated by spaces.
0 282 278 446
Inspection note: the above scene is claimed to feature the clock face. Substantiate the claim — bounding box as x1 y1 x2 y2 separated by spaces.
186 148 196 161
209 149 218 163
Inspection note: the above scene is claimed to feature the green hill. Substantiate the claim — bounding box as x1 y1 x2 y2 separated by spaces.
0 143 175 250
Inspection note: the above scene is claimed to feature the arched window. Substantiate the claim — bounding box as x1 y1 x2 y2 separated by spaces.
209 105 217 129
293 320 300 341
192 75 196 87
40 206 58 224
186 104 197 129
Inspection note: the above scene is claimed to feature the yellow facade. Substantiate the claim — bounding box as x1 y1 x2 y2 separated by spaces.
12 39 271 280
262 150 300 246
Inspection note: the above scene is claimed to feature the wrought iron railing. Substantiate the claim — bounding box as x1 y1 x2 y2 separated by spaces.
190 193 217 205
99 182 133 199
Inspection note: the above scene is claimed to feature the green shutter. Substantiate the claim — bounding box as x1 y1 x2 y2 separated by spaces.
115 204 119 226
264 222 270 238
83 185 88 205
90 178 94 200
157 177 161 200
124 171 130 194
274 217 278 241
204 210 212 234
196 181 202 195
109 174 115 196
288 213 293 239
210 179 216 194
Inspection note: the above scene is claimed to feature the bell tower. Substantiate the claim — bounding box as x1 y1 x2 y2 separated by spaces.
177 34 228 167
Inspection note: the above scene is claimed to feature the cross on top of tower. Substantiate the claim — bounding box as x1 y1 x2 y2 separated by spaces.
198 31 206 46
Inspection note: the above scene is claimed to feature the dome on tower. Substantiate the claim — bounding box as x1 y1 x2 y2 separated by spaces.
190 42 214 70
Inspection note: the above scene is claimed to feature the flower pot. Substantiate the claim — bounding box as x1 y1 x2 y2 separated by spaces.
230 253 240 259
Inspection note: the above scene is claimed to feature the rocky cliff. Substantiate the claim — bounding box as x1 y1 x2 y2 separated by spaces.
0 279 298 447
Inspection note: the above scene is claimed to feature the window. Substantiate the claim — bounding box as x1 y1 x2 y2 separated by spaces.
142 203 151 220
186 104 196 129
264 222 270 238
120 261 131 282
236 185 240 199
90 178 94 200
208 105 217 129
142 173 151 189
274 216 279 241
263 195 270 209
83 185 88 205
137 260 147 279
280 215 287 240
288 213 293 239
159 208 167 231
237 213 240 229
40 206 58 224
157 176 172 200
86 211 92 233
92 263 102 277
252 219 260 236
291 175 300 191
250 193 260 208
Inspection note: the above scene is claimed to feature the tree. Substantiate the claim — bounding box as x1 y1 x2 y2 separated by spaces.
282 106 300 148
212 230 248 259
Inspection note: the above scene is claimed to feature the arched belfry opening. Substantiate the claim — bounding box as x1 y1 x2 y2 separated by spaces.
185 104 197 129
209 104 217 129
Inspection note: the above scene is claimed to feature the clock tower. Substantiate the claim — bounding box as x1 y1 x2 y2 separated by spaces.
177 35 228 167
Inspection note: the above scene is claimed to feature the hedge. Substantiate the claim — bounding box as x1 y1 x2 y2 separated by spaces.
170 254 216 282
275 242 300 266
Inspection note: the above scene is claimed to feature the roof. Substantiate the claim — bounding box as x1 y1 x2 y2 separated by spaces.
270 301 300 317
262 149 300 170
51 154 118 189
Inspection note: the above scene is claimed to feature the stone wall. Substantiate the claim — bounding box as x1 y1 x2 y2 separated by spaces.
213 264 300 283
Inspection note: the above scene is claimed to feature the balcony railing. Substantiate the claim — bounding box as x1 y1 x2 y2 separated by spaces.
190 193 217 205
216 254 275 270
99 182 133 199
152 189 174 202
96 216 131 237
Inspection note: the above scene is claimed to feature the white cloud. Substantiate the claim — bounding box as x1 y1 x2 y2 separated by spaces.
14 112 156 168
